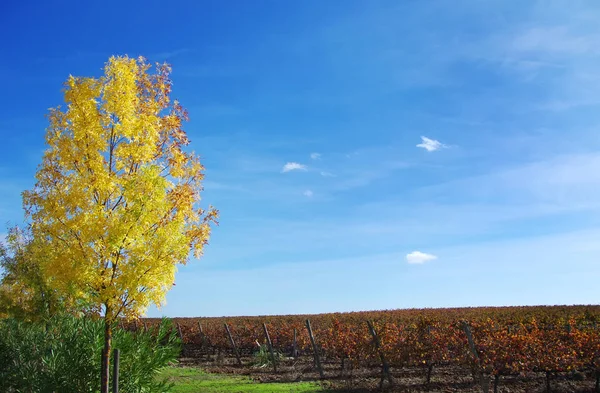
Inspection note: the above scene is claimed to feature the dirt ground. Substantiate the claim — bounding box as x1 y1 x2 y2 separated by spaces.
178 347 598 393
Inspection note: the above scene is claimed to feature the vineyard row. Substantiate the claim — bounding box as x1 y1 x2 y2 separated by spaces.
126 314 600 392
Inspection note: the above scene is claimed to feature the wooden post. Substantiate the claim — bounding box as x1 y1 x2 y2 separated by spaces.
426 363 434 385
224 323 242 366
197 321 206 359
305 319 324 378
292 328 298 358
461 321 489 393
201 322 210 353
112 349 120 393
262 323 277 372
198 321 206 347
176 322 184 356
177 323 183 341
367 320 394 389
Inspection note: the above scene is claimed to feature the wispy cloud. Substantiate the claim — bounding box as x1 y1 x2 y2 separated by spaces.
482 9 600 113
414 152 600 206
417 136 447 152
281 162 308 173
303 190 314 197
510 27 600 56
320 171 335 177
406 251 438 264
310 152 321 160
203 181 247 192
152 48 193 60
212 151 600 268
535 98 600 112
156 228 600 316
329 156 410 192
179 65 249 79
192 104 243 117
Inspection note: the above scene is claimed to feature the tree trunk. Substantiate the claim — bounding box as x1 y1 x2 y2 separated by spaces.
101 318 113 393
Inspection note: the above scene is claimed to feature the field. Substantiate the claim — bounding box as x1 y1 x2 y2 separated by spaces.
138 305 600 392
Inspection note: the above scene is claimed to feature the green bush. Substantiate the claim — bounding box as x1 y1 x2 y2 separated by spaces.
0 315 181 393
252 341 284 368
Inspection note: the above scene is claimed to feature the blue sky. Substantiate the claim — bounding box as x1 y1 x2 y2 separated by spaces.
1 1 599 317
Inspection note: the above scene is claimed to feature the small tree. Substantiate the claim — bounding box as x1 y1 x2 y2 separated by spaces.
23 55 217 393
0 225 89 321
0 226 64 320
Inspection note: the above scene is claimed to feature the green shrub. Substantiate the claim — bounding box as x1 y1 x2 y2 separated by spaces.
252 340 284 368
0 315 181 393
114 319 181 393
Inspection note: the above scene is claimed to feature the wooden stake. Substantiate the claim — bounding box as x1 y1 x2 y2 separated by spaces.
177 322 183 341
426 363 433 385
367 320 394 389
292 328 298 358
263 323 277 372
305 319 324 378
112 349 120 393
198 321 208 348
461 321 489 393
224 323 242 366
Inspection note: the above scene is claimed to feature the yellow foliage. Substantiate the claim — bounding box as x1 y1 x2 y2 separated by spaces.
0 226 78 320
22 56 218 323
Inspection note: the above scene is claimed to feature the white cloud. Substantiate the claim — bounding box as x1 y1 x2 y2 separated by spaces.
320 171 335 177
416 136 447 152
303 190 314 197
310 153 321 160
406 251 438 264
281 162 308 173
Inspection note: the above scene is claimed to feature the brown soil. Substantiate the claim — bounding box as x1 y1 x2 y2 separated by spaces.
178 349 597 393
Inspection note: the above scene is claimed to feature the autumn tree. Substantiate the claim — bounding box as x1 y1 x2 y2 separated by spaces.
22 55 217 393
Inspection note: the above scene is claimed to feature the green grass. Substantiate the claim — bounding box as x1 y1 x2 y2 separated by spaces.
159 367 332 393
